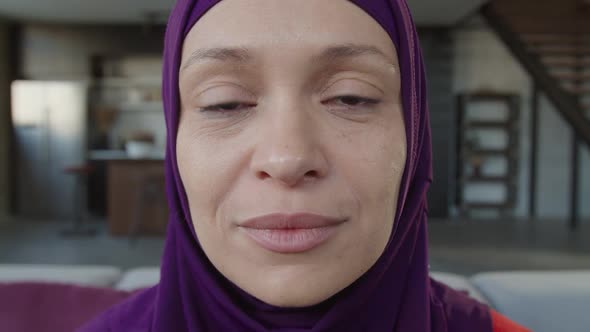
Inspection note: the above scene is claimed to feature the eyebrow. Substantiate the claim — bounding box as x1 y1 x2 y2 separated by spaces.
313 44 393 65
180 43 395 72
180 47 251 72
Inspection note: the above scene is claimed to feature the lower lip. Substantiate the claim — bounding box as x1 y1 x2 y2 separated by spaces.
241 226 338 254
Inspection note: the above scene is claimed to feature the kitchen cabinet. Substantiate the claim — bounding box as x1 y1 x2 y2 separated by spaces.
103 157 168 236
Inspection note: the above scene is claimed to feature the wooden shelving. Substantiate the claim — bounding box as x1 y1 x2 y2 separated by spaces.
456 92 520 218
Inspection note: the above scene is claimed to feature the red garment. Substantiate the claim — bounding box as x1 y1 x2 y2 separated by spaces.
491 309 531 332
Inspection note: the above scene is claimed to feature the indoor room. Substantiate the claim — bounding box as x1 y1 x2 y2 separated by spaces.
0 0 589 331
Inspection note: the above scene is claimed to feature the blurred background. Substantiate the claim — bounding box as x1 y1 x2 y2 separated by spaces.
0 0 589 276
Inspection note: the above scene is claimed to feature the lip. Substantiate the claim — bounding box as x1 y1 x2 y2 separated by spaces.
238 213 346 254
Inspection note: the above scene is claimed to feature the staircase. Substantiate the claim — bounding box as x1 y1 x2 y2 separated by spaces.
527 33 590 111
481 0 590 228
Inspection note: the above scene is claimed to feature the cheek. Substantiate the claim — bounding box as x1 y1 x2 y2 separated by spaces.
365 125 406 256
345 123 405 193
176 118 240 221
375 128 406 218
336 113 406 230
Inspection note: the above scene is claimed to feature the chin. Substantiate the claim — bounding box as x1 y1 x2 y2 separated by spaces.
254 284 337 308
241 266 348 308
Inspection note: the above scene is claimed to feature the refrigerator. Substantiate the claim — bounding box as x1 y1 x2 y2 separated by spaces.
11 80 88 219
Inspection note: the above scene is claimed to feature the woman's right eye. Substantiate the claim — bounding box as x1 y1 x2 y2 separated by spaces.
200 102 256 113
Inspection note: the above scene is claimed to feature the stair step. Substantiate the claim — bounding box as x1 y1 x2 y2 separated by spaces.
564 85 590 95
523 33 590 44
496 0 590 13
530 45 590 56
527 41 590 50
510 20 590 34
542 57 590 67
552 71 590 81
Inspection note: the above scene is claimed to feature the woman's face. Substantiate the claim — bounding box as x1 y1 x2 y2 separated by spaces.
177 0 406 307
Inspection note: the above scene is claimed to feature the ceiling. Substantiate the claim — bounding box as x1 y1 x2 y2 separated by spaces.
0 0 487 26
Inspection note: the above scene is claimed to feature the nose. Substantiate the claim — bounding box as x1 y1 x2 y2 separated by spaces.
250 103 328 187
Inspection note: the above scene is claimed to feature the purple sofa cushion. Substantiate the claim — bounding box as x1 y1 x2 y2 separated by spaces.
0 282 133 332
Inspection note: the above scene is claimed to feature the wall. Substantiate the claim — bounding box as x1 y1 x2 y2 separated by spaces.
21 24 164 80
452 17 590 219
0 21 11 220
419 28 454 218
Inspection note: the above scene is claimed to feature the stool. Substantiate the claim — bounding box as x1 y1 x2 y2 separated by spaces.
128 172 167 244
61 164 97 236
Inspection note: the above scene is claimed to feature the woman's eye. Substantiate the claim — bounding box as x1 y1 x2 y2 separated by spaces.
200 102 256 112
324 95 381 108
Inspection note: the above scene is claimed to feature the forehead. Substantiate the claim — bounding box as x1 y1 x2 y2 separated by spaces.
181 0 397 62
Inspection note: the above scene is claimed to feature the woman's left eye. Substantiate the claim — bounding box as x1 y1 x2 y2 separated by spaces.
323 95 381 108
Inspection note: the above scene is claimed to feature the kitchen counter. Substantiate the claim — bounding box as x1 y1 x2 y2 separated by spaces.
89 150 168 236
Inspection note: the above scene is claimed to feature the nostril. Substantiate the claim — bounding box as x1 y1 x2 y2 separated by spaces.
304 170 319 178
257 171 271 180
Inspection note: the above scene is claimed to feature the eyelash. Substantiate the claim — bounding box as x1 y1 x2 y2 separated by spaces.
324 95 381 109
199 95 380 113
200 102 256 113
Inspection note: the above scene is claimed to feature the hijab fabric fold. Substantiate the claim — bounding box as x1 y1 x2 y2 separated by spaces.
80 1 492 331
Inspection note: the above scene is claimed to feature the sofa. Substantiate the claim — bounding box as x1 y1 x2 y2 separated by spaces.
1 264 589 332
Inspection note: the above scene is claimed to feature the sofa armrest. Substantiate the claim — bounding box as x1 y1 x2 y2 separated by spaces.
115 267 160 291
0 264 122 287
471 270 590 332
430 271 489 304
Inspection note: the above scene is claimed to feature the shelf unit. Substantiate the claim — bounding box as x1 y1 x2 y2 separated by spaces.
455 92 520 218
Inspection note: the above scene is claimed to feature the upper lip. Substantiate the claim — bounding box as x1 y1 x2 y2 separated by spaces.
239 213 346 230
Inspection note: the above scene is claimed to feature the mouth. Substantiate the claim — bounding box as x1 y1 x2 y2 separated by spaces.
238 213 347 254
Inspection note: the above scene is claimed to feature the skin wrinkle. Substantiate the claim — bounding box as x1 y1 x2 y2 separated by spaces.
176 0 406 308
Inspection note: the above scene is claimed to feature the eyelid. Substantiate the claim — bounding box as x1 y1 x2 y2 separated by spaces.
201 101 256 113
320 77 385 96
195 81 256 99
326 96 380 103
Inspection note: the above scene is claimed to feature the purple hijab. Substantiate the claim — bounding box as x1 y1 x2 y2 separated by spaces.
81 1 492 331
